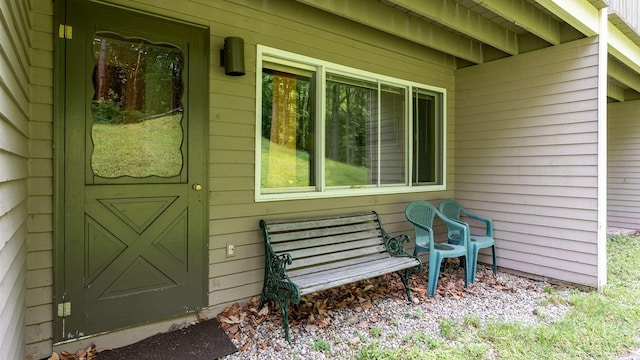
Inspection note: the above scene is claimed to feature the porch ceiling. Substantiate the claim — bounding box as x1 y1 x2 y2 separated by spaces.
296 0 640 101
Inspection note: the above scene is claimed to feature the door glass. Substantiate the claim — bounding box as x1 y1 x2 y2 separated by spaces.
90 34 184 178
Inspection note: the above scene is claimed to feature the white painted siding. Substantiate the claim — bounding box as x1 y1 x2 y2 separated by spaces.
455 37 601 287
608 0 640 38
608 100 640 230
0 0 31 359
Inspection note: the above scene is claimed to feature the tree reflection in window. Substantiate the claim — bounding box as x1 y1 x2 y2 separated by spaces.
91 33 184 178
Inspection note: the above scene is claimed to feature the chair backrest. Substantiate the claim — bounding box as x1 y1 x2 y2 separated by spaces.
439 199 462 220
405 201 437 249
439 199 464 241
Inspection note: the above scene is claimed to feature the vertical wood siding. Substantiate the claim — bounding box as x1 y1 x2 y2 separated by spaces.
608 101 640 230
455 37 601 286
0 0 31 359
608 0 640 38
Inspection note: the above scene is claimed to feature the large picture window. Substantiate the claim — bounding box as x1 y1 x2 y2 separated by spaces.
257 46 445 200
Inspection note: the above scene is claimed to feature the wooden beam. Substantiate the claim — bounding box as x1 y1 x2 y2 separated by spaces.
535 0 599 37
608 56 640 94
470 0 562 45
388 0 519 55
608 21 640 76
296 0 484 63
607 81 625 102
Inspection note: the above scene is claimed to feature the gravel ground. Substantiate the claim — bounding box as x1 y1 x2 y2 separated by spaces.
218 264 577 360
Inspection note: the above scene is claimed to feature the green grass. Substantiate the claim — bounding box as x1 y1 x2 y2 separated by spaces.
261 137 367 188
91 114 183 178
349 235 640 359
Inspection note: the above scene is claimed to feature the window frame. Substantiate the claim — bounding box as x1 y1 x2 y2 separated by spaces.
255 45 446 201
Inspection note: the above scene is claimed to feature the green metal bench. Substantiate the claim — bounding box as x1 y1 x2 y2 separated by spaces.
259 211 422 344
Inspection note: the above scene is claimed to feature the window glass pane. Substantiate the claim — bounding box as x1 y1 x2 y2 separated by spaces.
378 84 406 185
90 34 184 178
261 65 315 190
412 89 442 185
325 74 377 187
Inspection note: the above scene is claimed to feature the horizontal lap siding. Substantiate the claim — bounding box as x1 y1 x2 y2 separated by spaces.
455 37 600 287
608 101 640 230
1 0 32 359
197 0 456 314
98 0 456 318
25 0 55 358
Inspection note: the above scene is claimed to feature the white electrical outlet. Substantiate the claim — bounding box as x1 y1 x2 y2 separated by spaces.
227 243 235 257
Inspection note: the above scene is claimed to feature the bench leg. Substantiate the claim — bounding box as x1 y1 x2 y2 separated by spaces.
259 292 293 345
398 269 415 302
276 298 292 345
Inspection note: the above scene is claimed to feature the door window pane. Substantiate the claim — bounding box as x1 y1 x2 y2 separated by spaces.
261 63 316 190
90 34 184 178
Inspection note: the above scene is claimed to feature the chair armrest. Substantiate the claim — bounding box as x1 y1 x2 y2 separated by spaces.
460 209 493 237
437 214 471 247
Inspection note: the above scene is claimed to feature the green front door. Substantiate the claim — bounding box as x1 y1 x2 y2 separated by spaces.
56 0 208 341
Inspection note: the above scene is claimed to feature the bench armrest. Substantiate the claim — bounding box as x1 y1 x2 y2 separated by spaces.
266 252 293 280
383 233 414 257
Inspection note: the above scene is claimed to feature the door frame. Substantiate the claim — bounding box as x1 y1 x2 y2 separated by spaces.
53 0 210 343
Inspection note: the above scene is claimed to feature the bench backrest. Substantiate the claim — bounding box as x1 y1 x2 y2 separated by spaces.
260 212 390 271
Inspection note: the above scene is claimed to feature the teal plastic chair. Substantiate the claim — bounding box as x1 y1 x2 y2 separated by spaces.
405 201 470 296
438 199 497 284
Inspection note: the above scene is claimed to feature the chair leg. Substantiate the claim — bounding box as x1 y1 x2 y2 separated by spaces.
468 248 479 284
462 255 470 288
491 245 498 274
427 254 442 297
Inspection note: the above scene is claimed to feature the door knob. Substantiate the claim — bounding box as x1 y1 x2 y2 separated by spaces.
192 184 202 191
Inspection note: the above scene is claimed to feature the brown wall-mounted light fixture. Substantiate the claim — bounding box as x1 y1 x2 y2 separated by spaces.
221 37 245 76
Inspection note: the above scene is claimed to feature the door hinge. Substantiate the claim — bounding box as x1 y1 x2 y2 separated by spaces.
57 302 71 317
58 24 73 39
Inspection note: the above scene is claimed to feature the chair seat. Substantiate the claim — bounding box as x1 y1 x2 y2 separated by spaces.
406 200 471 297
470 235 494 248
434 242 467 256
439 198 498 284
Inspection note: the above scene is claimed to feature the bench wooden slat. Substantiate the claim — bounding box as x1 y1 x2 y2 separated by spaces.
266 213 378 233
278 238 384 261
287 244 388 270
271 229 381 253
294 257 419 295
287 252 391 278
268 222 380 243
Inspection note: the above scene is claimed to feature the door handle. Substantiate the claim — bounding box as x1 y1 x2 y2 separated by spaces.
192 184 202 191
